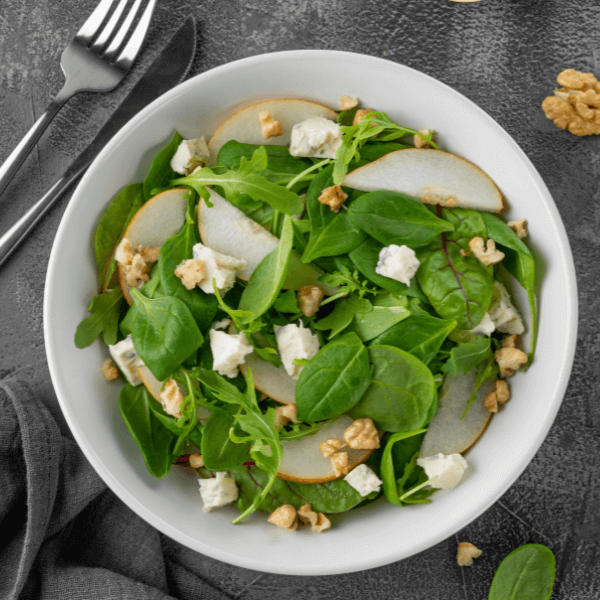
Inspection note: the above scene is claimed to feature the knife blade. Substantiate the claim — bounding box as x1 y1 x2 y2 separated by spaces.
0 16 197 268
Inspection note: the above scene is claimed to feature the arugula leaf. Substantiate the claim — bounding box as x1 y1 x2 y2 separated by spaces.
122 288 204 381
278 417 338 441
74 287 123 348
441 336 492 376
319 265 379 305
273 289 299 313
201 411 251 470
351 293 411 342
143 132 183 200
314 295 373 339
462 352 499 419
147 399 202 448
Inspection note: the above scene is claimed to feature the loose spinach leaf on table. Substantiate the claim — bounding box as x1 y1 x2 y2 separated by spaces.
314 295 373 339
350 345 437 432
369 313 456 365
348 190 454 248
143 131 183 200
441 335 492 376
352 293 411 342
95 182 144 291
119 383 176 478
488 544 556 600
74 287 123 348
201 411 251 470
300 166 367 263
121 288 204 381
295 331 372 422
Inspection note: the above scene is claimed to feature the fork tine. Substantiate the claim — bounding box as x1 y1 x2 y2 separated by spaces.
103 0 143 60
114 0 157 71
75 0 118 45
90 0 129 52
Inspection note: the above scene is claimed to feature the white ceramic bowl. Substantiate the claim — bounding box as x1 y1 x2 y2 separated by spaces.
44 50 578 575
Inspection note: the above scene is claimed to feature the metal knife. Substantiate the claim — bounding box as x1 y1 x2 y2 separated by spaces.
0 16 197 268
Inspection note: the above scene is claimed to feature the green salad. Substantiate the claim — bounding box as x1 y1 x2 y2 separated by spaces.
75 98 537 533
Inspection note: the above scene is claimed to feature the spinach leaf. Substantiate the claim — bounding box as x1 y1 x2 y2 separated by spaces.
238 215 293 324
314 295 373 339
352 293 411 342
217 140 311 175
273 289 299 314
357 142 412 162
147 399 202 448
442 336 492 376
390 430 426 489
296 332 372 422
488 544 556 600
369 313 457 365
201 411 251 470
143 131 183 200
481 213 537 361
119 383 176 478
350 345 436 432
300 166 367 263
121 288 204 381
348 191 454 248
74 287 123 348
95 183 144 290
139 265 166 299
232 465 363 514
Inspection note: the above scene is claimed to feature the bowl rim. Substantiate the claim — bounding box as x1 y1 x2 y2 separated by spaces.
44 48 578 575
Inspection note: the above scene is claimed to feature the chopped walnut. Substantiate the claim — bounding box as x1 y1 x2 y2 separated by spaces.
457 542 483 567
507 219 528 239
495 379 510 404
273 403 299 429
414 129 434 149
159 378 184 418
483 391 498 414
115 238 134 266
459 248 470 257
268 504 298 531
298 503 331 533
140 246 161 263
189 453 205 469
495 347 528 378
318 184 348 213
297 285 324 317
318 438 344 458
124 254 150 288
259 110 284 140
502 334 518 349
343 418 380 450
353 108 376 125
101 358 119 381
340 95 360 110
175 259 207 290
468 237 505 266
330 451 349 477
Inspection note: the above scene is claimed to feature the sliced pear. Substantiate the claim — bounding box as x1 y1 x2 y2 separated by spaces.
118 188 188 304
207 98 337 162
277 415 376 483
418 371 495 458
343 149 504 213
198 189 336 293
240 354 296 405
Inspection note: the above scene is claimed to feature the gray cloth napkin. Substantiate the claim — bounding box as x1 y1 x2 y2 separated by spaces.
0 378 233 600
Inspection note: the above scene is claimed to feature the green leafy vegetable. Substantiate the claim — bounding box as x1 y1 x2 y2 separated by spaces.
314 295 373 339
201 411 251 470
319 264 379 306
143 132 183 200
278 417 338 441
147 399 202 448
442 336 492 376
74 287 123 348
273 289 299 313
352 293 411 342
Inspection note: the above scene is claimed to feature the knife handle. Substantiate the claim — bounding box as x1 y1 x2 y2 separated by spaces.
0 161 89 268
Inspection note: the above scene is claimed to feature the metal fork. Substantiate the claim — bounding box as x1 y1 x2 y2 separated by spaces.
0 0 156 199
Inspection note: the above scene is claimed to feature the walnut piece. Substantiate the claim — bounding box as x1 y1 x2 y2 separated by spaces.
159 379 184 418
495 347 528 378
343 418 380 450
189 453 205 469
273 403 299 429
140 246 161 263
353 108 376 125
330 451 349 477
502 334 518 349
124 253 150 288
414 129 434 149
318 438 344 458
340 95 359 111
101 358 119 382
297 285 324 317
495 379 510 404
268 504 298 531
457 542 483 567
507 219 528 239
484 391 498 414
318 184 348 213
259 110 283 140
468 237 505 266
298 503 331 533
175 259 207 290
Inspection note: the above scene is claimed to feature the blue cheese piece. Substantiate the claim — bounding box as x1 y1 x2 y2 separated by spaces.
275 323 320 380
488 282 525 335
344 464 383 497
198 472 238 512
209 329 254 379
192 243 246 295
108 335 145 386
289 117 342 159
469 312 495 336
416 452 468 490
375 244 421 286
170 137 210 175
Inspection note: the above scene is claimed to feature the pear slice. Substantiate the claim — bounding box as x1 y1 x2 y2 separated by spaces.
343 148 504 213
239 354 296 405
277 415 376 483
118 188 188 305
198 189 336 293
418 371 495 458
207 98 337 162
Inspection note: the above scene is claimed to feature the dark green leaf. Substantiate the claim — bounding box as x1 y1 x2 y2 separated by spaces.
147 399 202 448
74 287 123 348
351 293 410 342
442 336 492 376
357 142 412 162
201 411 251 470
143 132 183 200
314 295 373 339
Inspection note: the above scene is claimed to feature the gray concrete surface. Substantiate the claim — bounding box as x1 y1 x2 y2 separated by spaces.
1 0 599 598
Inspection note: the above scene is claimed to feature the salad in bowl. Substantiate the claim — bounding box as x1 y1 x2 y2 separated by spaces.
75 96 537 534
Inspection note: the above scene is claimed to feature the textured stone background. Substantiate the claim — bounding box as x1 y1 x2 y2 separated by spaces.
1 0 599 598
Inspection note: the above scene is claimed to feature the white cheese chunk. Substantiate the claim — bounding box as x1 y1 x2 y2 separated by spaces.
209 329 254 379
375 244 421 286
344 464 383 497
170 137 210 175
289 117 342 159
198 472 239 512
416 452 468 490
275 323 320 380
108 335 145 386
192 243 246 295
469 312 495 336
212 318 232 331
488 281 525 335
